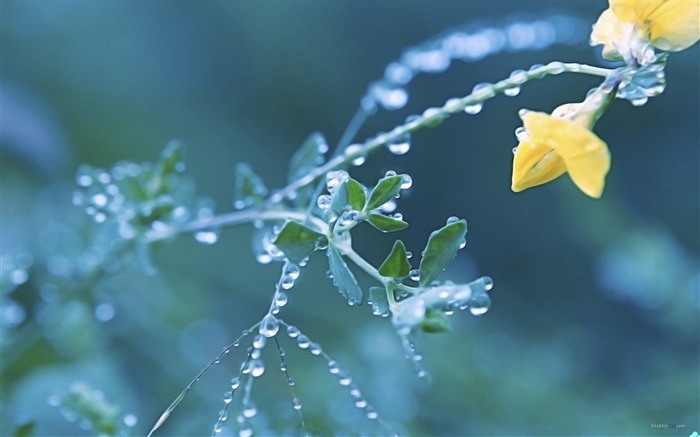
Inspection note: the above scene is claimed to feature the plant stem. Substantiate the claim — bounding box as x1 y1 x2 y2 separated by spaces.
269 62 612 203
339 245 386 285
152 62 613 241
145 209 328 243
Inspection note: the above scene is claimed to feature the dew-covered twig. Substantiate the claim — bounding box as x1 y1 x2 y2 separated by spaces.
147 324 258 437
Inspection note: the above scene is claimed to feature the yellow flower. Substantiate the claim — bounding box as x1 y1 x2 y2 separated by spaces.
511 104 611 199
592 0 700 61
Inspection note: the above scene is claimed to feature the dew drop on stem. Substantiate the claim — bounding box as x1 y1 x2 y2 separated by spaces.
259 314 279 337
387 132 411 155
503 85 521 96
464 102 483 114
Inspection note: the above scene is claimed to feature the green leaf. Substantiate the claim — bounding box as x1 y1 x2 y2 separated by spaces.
420 308 451 333
418 219 467 287
157 140 185 176
273 220 324 263
234 163 268 209
367 213 408 233
330 180 349 215
327 245 363 305
365 174 403 211
288 132 327 182
378 240 411 278
346 178 366 211
12 422 35 437
331 178 367 215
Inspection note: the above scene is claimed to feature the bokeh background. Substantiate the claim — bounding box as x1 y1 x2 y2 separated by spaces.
2 1 698 436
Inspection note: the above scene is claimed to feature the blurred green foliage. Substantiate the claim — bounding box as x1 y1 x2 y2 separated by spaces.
2 1 698 436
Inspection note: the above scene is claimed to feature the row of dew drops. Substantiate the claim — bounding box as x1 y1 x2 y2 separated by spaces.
212 263 390 437
364 14 589 113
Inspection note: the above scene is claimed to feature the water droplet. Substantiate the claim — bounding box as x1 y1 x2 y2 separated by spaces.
223 391 233 404
274 291 288 307
370 81 408 110
468 292 491 316
503 85 521 97
509 69 528 84
317 194 332 210
444 97 463 113
515 126 530 142
9 269 28 285
378 199 397 214
528 63 546 78
239 425 253 437
218 410 228 423
281 275 295 290
242 401 257 418
400 174 413 189
249 359 265 377
464 102 483 114
469 305 489 316
421 107 445 127
409 269 421 282
287 325 300 338
284 263 300 280
365 405 379 420
349 385 361 398
309 342 323 355
630 96 648 106
472 82 496 99
230 377 240 390
446 216 460 224
387 133 411 155
458 239 467 249
253 334 266 349
328 360 340 374
338 372 352 386
287 377 295 386
91 193 108 208
194 230 220 245
354 398 368 409
292 398 303 411
547 61 565 74
518 108 530 119
94 303 115 322
76 166 94 187
123 414 137 427
296 334 311 349
259 314 279 337
384 62 412 85
326 170 348 194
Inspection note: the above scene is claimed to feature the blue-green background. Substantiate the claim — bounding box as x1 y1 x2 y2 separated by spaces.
2 1 698 436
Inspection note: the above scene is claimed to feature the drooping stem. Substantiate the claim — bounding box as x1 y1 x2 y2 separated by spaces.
151 61 613 242
269 62 612 204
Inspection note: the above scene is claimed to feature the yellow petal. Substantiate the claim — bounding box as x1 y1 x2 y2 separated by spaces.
511 139 567 192
524 112 611 198
610 0 700 51
590 8 626 60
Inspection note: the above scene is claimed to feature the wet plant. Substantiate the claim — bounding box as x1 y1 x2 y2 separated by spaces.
3 1 698 436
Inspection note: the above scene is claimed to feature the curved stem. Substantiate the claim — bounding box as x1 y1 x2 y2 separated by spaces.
269 62 612 203
146 209 328 243
151 62 613 242
338 244 386 285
